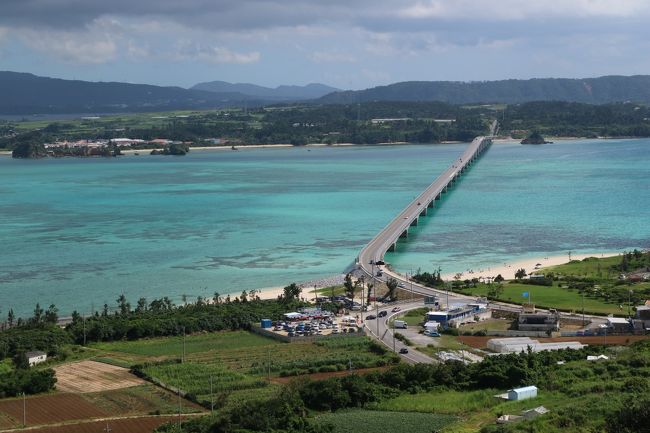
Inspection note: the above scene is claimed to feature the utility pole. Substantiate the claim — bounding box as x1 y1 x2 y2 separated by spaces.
182 326 186 363
210 375 214 415
267 348 271 379
22 392 26 427
178 385 182 432
82 314 86 346
410 268 414 301
582 291 585 327
392 324 396 353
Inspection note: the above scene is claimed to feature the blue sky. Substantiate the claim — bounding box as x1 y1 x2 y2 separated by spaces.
1 0 650 90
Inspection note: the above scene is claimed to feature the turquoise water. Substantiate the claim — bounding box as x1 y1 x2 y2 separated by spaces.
1 139 649 317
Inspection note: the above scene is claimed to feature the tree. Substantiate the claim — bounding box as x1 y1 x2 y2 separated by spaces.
344 273 355 300
44 304 58 324
515 268 527 280
7 309 14 327
386 278 399 301
116 294 130 316
212 292 221 304
606 395 650 433
32 303 43 324
494 274 504 283
135 297 148 313
240 290 248 303
282 283 302 303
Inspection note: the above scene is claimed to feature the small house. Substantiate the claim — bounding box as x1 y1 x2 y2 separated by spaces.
507 385 538 401
26 351 47 367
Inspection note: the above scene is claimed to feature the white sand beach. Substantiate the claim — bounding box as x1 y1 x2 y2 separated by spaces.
440 252 620 282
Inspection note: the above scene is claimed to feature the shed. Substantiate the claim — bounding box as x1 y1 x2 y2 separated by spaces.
25 351 47 367
507 385 538 401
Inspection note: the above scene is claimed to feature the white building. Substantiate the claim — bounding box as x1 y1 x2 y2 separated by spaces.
507 385 538 401
26 351 47 367
487 337 585 354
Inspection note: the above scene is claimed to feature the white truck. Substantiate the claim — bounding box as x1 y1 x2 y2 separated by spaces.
394 320 407 329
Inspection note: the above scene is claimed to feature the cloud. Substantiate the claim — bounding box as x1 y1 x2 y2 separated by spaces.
18 28 117 64
399 0 650 20
310 50 356 63
171 41 261 64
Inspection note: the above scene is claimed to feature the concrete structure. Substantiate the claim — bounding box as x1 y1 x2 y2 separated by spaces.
426 303 489 328
607 317 631 333
26 351 47 367
358 134 493 269
487 337 585 354
517 306 560 332
507 385 538 401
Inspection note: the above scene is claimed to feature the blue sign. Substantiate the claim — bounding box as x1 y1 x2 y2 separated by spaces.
522 292 529 298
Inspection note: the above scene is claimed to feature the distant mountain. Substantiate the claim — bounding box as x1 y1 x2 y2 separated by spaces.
191 80 340 101
0 71 265 114
319 76 650 105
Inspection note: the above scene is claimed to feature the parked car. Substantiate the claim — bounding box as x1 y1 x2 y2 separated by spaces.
399 348 409 354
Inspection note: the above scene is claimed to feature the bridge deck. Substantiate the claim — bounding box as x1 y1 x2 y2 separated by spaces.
358 136 492 269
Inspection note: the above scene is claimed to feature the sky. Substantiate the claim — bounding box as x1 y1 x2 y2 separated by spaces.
1 0 650 90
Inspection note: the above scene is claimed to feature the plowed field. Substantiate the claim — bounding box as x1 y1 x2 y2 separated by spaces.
0 394 107 427
21 416 180 433
54 360 145 393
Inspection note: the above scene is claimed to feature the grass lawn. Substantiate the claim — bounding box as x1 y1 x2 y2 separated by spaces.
459 318 513 333
459 282 624 315
92 331 277 360
417 336 470 354
543 256 623 279
315 409 457 433
396 308 430 326
372 389 500 415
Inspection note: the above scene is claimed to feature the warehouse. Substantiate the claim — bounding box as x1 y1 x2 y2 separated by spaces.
487 337 585 354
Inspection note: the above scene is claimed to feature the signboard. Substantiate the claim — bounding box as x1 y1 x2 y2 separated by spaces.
424 296 437 305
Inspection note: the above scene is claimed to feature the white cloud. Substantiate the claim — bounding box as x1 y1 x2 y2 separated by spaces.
310 50 356 63
197 46 261 64
170 41 261 64
400 0 650 20
19 29 117 64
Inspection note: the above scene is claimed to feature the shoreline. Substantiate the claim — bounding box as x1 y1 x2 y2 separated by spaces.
437 251 621 282
4 136 646 158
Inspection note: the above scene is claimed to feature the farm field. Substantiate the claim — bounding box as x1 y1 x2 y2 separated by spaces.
54 360 145 393
138 335 397 404
91 331 279 364
18 415 182 433
81 385 204 416
0 393 107 427
315 409 457 433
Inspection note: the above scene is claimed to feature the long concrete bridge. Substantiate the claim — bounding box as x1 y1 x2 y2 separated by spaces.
357 134 492 271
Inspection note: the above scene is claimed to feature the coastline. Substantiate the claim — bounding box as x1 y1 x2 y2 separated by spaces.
438 251 621 282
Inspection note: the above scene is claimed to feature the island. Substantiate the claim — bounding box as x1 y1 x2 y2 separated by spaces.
521 131 552 144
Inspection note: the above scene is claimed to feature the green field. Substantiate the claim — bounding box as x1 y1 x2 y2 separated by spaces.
94 330 397 407
316 410 457 433
372 389 500 415
460 282 625 315
92 331 276 360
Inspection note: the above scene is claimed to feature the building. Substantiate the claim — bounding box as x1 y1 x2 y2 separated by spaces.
487 337 585 354
26 351 47 367
507 385 538 401
607 317 631 333
425 303 489 329
517 306 560 332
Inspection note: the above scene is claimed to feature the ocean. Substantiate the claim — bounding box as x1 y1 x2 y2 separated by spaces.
1 139 649 317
